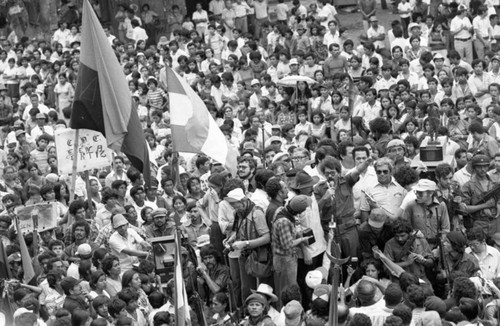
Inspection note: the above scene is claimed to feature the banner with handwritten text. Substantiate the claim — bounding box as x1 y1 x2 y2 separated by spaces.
16 203 58 234
55 129 113 174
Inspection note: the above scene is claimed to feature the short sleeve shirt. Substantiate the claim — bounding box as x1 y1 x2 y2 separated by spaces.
238 206 270 241
109 228 143 271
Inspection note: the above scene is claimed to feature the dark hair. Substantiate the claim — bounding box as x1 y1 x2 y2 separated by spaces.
101 255 119 276
392 304 412 325
407 284 426 307
393 165 418 188
90 270 106 290
121 270 139 289
71 308 90 326
71 220 90 237
92 295 111 311
153 312 172 326
435 163 454 179
466 227 486 243
118 288 140 305
392 219 413 234
92 247 108 270
452 277 477 301
459 297 480 320
69 199 85 215
108 297 127 318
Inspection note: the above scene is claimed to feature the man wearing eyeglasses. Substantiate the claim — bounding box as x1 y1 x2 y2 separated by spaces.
465 227 500 281
360 157 407 222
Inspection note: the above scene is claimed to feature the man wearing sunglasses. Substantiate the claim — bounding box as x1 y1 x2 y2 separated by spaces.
360 157 407 222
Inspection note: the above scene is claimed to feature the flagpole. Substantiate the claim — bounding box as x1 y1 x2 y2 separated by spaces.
84 170 94 218
69 129 79 203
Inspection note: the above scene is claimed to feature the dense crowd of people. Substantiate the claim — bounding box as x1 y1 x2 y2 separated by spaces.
2 0 500 326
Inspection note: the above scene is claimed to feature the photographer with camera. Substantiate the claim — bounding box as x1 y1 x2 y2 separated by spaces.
271 194 313 306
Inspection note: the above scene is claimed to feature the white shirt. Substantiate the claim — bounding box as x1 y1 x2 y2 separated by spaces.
473 14 492 39
453 166 472 187
109 228 144 272
357 100 382 124
367 25 386 49
450 15 473 39
318 5 334 28
465 245 500 280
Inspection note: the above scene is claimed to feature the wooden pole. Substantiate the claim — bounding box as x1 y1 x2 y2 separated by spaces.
69 129 79 204
84 170 94 218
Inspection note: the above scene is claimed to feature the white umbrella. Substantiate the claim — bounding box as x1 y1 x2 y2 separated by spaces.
276 75 317 87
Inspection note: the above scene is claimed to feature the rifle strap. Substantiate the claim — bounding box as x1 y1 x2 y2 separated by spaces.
395 233 416 262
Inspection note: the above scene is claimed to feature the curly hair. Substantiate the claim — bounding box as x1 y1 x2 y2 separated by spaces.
393 165 418 188
407 284 426 308
452 277 477 301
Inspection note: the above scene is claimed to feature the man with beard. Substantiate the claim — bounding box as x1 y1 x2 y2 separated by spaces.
64 220 97 258
225 188 270 307
197 244 229 301
237 157 256 193
403 179 450 249
144 208 176 239
383 218 434 281
434 231 479 285
462 155 499 236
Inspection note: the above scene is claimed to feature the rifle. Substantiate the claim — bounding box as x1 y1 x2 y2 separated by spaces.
222 248 240 325
437 208 452 294
474 183 500 205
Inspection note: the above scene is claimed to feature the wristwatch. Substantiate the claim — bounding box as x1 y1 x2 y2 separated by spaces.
246 240 250 248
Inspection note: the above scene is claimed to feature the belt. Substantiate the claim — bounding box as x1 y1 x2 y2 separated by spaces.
336 219 357 234
455 37 471 41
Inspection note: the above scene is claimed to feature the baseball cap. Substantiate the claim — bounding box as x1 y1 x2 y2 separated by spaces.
284 300 304 326
225 188 245 202
151 208 168 219
112 214 128 229
289 58 299 66
306 270 323 288
413 179 438 192
433 53 445 61
369 16 378 22
250 79 260 86
60 276 82 294
75 243 92 257
36 113 45 119
15 130 26 138
8 252 21 263
387 139 405 149
288 195 312 214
